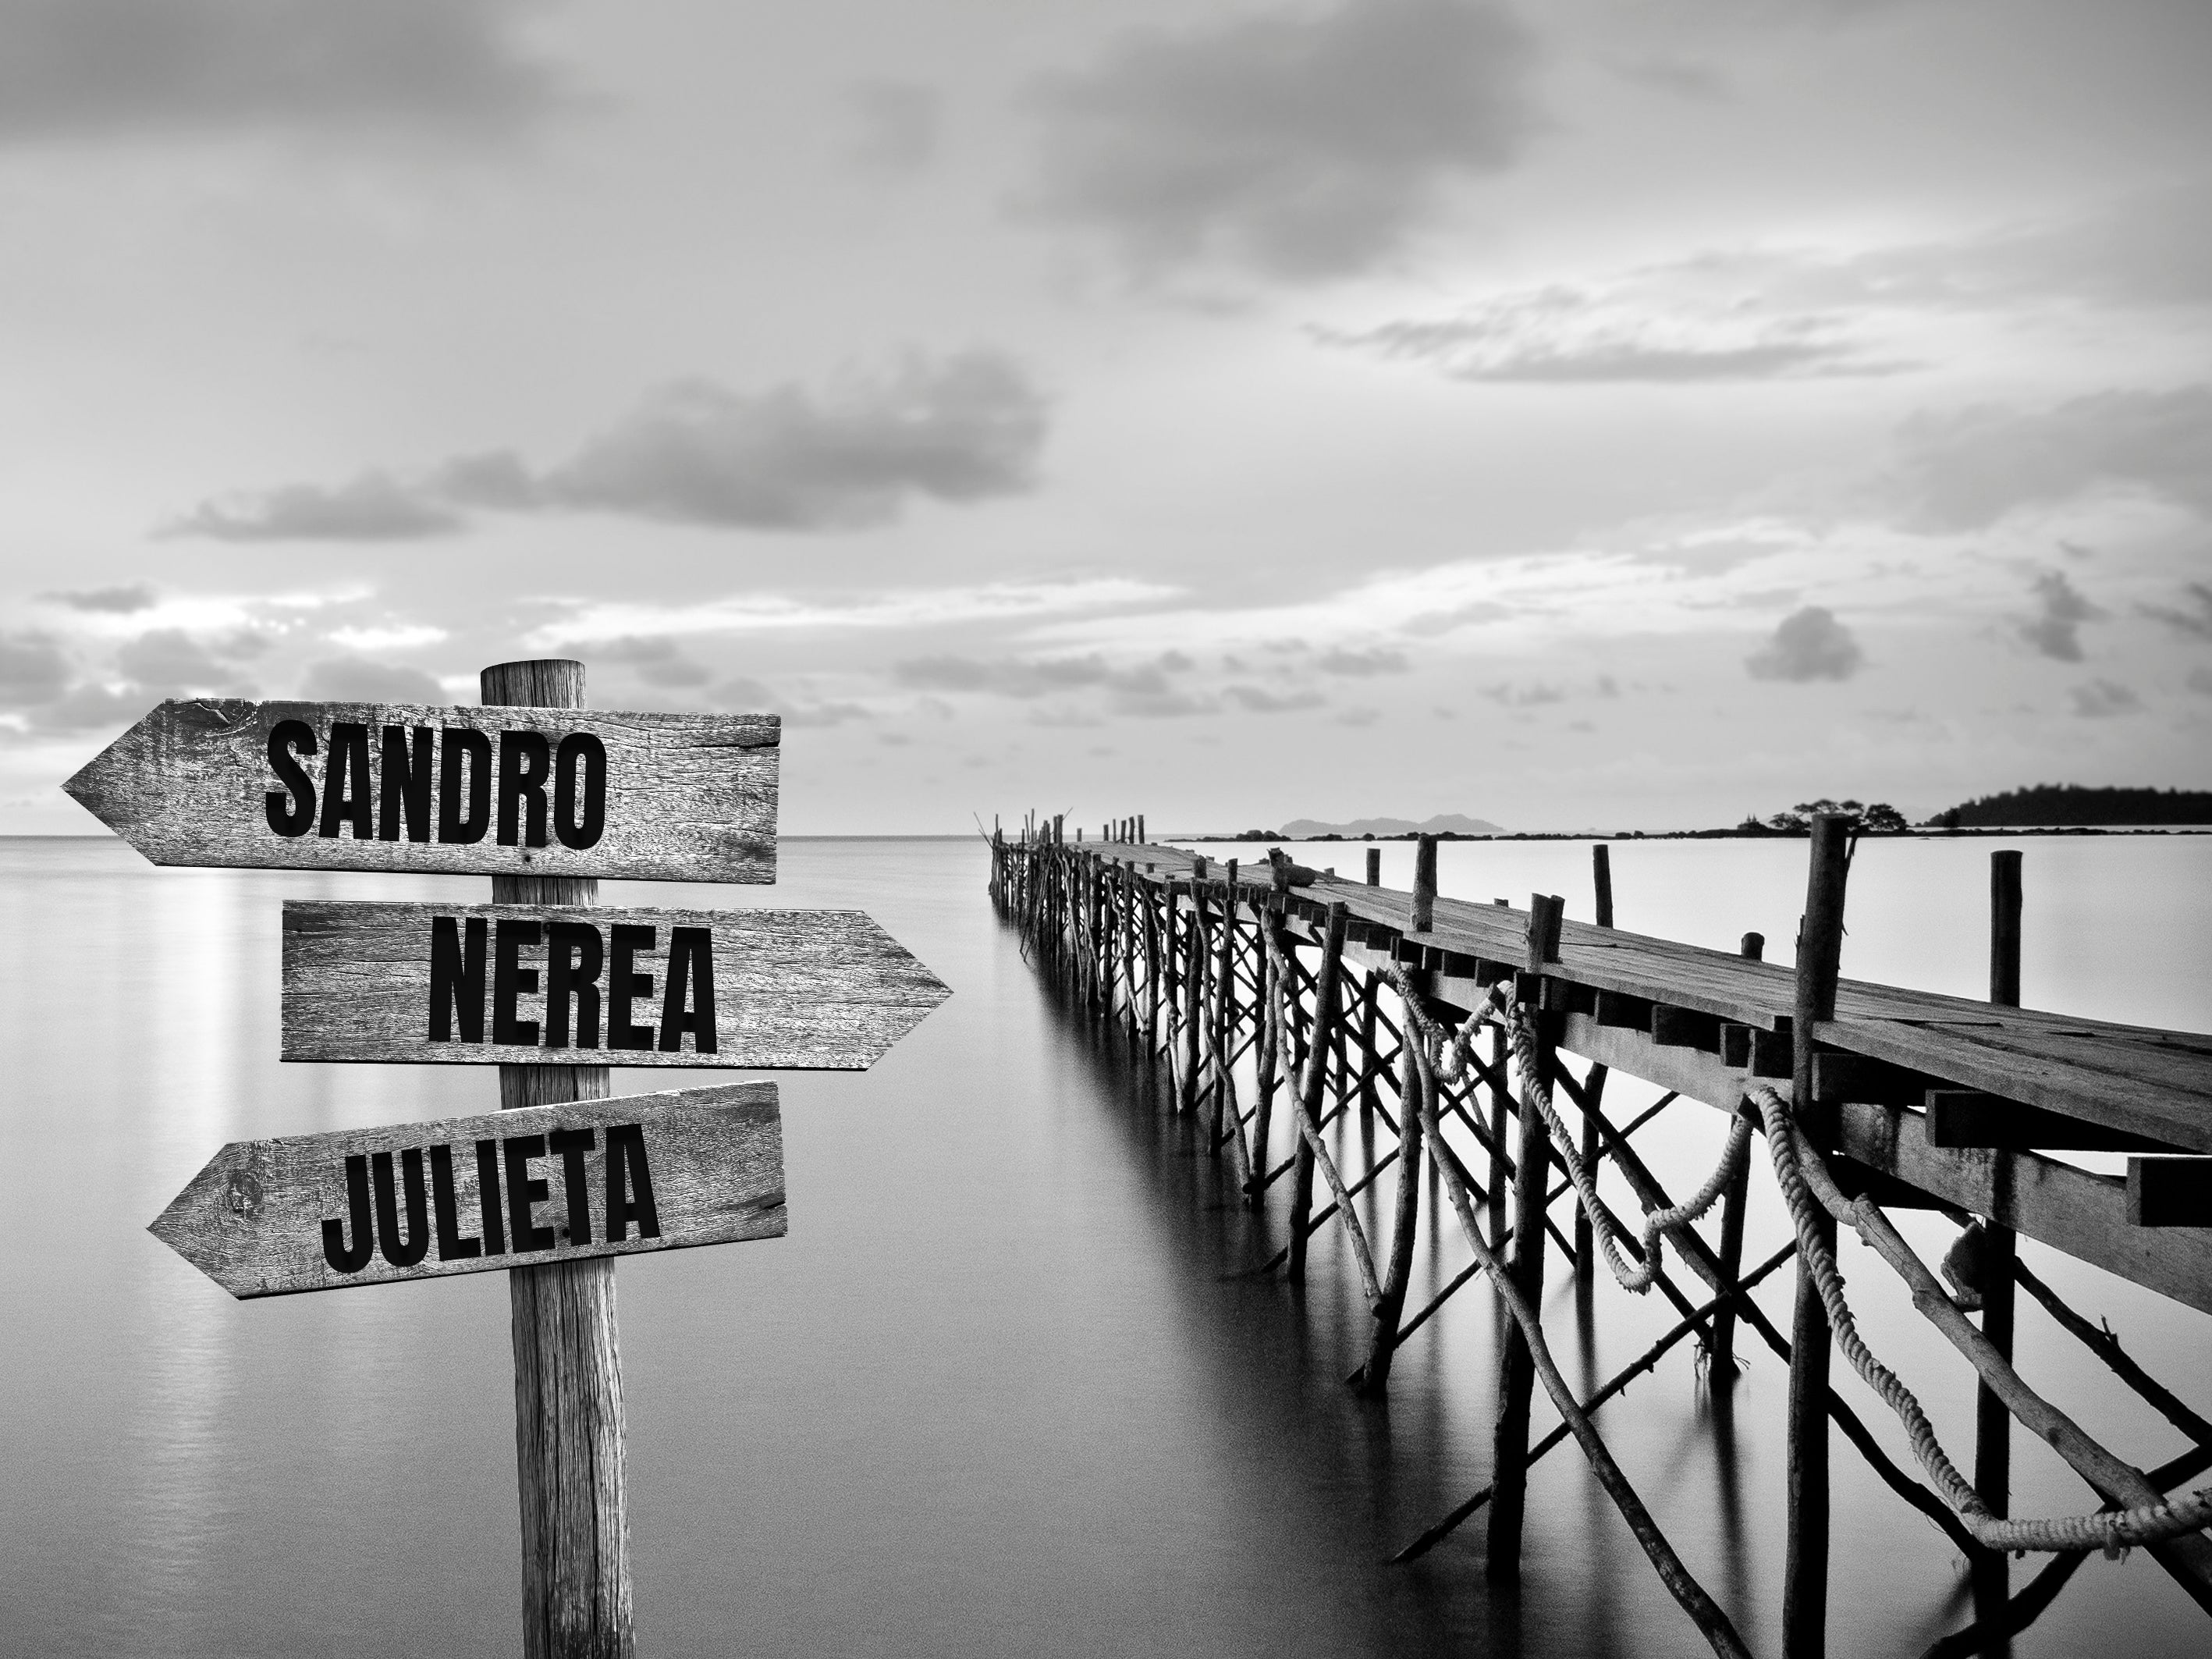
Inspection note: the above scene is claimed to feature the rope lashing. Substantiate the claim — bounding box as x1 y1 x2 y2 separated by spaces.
1751 1083 2212 1557
1382 962 1746 1298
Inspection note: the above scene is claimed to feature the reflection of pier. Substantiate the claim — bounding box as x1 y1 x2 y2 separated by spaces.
989 814 2212 1657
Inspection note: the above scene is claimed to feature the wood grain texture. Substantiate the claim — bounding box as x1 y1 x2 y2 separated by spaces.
62 697 779 882
148 1084 786 1299
281 900 950 1069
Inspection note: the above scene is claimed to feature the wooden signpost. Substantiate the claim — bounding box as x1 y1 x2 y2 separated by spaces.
282 901 948 1068
63 697 780 882
151 1084 786 1298
82 660 948 1659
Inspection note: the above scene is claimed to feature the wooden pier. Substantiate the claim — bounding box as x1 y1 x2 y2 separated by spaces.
989 815 2212 1657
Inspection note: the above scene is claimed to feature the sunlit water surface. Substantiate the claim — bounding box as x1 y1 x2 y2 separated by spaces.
0 833 2205 1657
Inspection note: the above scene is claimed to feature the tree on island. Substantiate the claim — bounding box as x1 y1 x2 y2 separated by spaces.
1757 798 1908 834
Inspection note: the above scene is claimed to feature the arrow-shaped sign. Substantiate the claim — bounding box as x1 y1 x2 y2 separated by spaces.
151 1083 785 1298
281 900 950 1068
65 698 779 883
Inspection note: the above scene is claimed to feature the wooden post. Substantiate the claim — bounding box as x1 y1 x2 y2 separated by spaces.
1973 851 2023 1654
1784 815 1851 1659
1709 932 1764 1381
1366 846 1381 886
1412 833 1438 933
1249 904 1280 1205
1358 1036 1426 1395
481 659 633 1659
1487 1025 1510 1248
1577 847 1616 1290
1357 974 1380 1118
1490 892 1564 1582
1179 884 1202 1115
1287 903 1349 1284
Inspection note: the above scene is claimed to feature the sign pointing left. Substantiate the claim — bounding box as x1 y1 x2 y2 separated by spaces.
151 1083 785 1299
65 697 780 883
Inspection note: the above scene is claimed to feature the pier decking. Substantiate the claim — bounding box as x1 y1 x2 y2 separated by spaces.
989 819 2212 1658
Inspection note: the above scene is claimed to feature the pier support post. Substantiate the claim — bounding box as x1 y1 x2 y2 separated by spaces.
1576 846 1616 1293
1248 903 1281 1205
1287 902 1348 1285
1358 1036 1426 1396
483 659 634 1659
1489 892 1563 1583
1784 815 1851 1659
1487 1024 1511 1249
1973 851 2023 1654
1710 929 1765 1380
1179 883 1202 1115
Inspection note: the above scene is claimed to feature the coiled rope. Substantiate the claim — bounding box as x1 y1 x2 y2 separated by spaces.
1751 1083 2212 1557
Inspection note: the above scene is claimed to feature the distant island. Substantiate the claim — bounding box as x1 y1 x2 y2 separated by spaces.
1927 784 2212 828
1279 812 1504 839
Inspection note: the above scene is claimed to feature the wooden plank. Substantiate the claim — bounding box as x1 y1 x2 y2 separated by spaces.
64 698 779 882
2128 1159 2212 1227
1925 1089 2175 1153
282 901 948 1069
150 1082 786 1299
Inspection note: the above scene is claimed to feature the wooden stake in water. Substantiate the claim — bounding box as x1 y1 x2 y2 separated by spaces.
1784 814 1851 1659
482 659 632 1659
1973 850 2023 1654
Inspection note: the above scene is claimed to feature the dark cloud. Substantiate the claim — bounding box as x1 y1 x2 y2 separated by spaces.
47 582 155 613
115 627 255 696
1745 606 1863 682
2068 678 2140 718
168 473 466 542
2189 666 2212 697
845 80 940 172
175 352 1048 539
1317 645 1408 676
2141 581 2212 641
300 658 445 703
2018 570 2102 662
1021 0 1539 280
1881 385 2212 532
0 631 73 705
0 0 563 144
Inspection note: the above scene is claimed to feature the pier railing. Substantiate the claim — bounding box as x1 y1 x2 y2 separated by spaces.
988 815 2212 1659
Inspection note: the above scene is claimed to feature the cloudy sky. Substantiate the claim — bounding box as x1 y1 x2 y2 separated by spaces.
3 0 2209 833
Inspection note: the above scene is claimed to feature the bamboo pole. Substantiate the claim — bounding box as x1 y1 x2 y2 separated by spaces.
1287 903 1349 1285
481 659 633 1659
1785 814 1852 1659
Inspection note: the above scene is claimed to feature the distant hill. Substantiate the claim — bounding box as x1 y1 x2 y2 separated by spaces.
1930 784 2212 827
1279 812 1505 839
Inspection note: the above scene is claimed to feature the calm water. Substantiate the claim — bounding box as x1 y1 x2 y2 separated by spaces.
0 833 2206 1657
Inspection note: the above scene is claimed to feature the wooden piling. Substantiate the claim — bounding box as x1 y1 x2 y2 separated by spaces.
1487 1024 1511 1248
1287 903 1349 1284
1578 847 1617 1291
1358 1036 1426 1394
1784 815 1851 1659
1248 902 1282 1205
1489 892 1564 1583
1179 883 1203 1114
1973 851 2024 1653
481 659 633 1659
1412 833 1438 933
1366 846 1381 885
1709 929 1765 1380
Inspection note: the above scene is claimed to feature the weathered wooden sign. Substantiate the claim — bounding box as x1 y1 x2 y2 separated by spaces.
281 901 950 1069
63 698 779 882
150 1083 784 1298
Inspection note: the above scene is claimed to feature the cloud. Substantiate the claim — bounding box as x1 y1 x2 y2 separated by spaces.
1223 684 1325 713
2142 581 2212 642
845 80 940 172
1316 287 1895 382
2189 666 2212 698
2068 678 2140 718
174 352 1049 539
1880 386 2212 532
0 632 73 705
1021 0 1539 280
1745 606 1863 682
115 627 256 696
1401 599 1514 637
0 0 563 144
46 582 155 613
893 651 1196 710
168 473 466 542
1316 645 1407 675
1480 680 1564 706
326 623 448 653
580 634 713 688
2018 570 2102 662
535 578 1172 647
300 657 446 703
